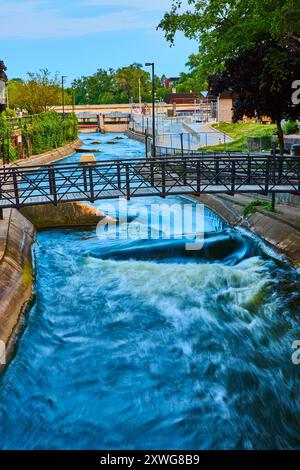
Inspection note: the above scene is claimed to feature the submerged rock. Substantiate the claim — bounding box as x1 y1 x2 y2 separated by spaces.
107 141 117 145
20 202 115 229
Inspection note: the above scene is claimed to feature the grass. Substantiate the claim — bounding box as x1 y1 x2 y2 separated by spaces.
201 122 277 152
243 198 275 217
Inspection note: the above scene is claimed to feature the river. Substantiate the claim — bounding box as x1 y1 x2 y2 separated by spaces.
0 134 300 450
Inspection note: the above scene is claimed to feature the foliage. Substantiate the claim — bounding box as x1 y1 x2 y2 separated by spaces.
282 120 299 135
0 112 17 161
158 0 300 82
209 40 300 153
8 69 67 114
22 111 78 156
72 64 152 104
243 198 275 217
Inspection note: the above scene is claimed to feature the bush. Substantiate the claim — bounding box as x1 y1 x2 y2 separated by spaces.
283 120 298 135
22 111 78 157
0 113 17 162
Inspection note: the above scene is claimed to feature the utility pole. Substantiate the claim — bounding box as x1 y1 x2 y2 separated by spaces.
61 76 67 120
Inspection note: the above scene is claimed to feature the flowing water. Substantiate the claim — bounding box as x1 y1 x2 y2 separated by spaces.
0 134 300 450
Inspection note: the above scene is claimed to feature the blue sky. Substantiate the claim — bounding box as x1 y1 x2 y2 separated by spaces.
1 0 197 84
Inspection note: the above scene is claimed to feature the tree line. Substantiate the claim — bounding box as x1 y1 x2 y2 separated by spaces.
3 63 203 115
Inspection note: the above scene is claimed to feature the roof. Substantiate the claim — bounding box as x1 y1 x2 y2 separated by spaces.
103 112 130 118
76 112 99 119
164 93 204 104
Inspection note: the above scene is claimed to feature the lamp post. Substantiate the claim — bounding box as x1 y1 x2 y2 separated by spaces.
145 62 156 158
61 75 67 120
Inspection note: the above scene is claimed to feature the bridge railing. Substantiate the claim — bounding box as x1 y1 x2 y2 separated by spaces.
1 155 300 210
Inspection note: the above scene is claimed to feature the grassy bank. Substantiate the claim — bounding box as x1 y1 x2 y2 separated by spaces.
202 122 277 152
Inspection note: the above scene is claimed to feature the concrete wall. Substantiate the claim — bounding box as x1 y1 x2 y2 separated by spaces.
0 210 35 366
52 103 206 115
103 124 129 133
218 98 233 123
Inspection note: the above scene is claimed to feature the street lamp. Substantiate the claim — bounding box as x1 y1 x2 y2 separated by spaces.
145 62 156 158
61 75 67 120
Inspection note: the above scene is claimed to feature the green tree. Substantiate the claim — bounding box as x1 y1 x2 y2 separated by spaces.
159 0 300 81
8 69 63 114
114 63 151 103
209 40 300 154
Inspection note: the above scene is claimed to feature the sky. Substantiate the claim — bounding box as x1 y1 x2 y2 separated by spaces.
0 0 197 85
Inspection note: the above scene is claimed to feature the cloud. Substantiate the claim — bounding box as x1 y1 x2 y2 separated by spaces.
0 0 168 39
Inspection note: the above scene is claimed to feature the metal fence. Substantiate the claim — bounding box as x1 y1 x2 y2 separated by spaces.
1 155 299 211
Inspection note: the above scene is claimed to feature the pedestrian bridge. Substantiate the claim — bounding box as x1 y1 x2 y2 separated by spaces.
0 154 299 210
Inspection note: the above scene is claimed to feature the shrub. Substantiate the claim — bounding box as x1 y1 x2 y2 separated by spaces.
283 120 298 135
22 111 78 157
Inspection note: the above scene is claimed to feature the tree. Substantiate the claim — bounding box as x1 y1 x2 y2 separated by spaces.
8 69 62 114
209 39 300 154
114 63 151 103
72 69 117 105
158 0 300 82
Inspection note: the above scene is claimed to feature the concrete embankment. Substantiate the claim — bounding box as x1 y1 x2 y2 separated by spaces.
6 138 83 168
193 193 300 267
124 129 146 143
0 210 35 367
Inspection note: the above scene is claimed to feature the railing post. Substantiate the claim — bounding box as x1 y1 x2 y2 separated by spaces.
83 166 88 192
12 169 20 208
150 161 155 187
215 155 220 184
48 167 57 205
126 164 130 200
231 160 236 193
89 167 95 202
247 157 252 184
265 157 270 193
161 162 166 197
197 160 201 194
180 133 184 158
298 158 300 194
183 159 187 186
145 131 148 158
117 164 122 191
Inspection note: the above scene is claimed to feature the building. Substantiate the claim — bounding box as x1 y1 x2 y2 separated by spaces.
164 93 203 105
164 77 180 89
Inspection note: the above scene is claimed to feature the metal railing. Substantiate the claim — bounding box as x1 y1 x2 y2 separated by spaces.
0 155 299 211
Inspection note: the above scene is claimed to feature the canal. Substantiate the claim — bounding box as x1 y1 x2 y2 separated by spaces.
0 134 300 449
